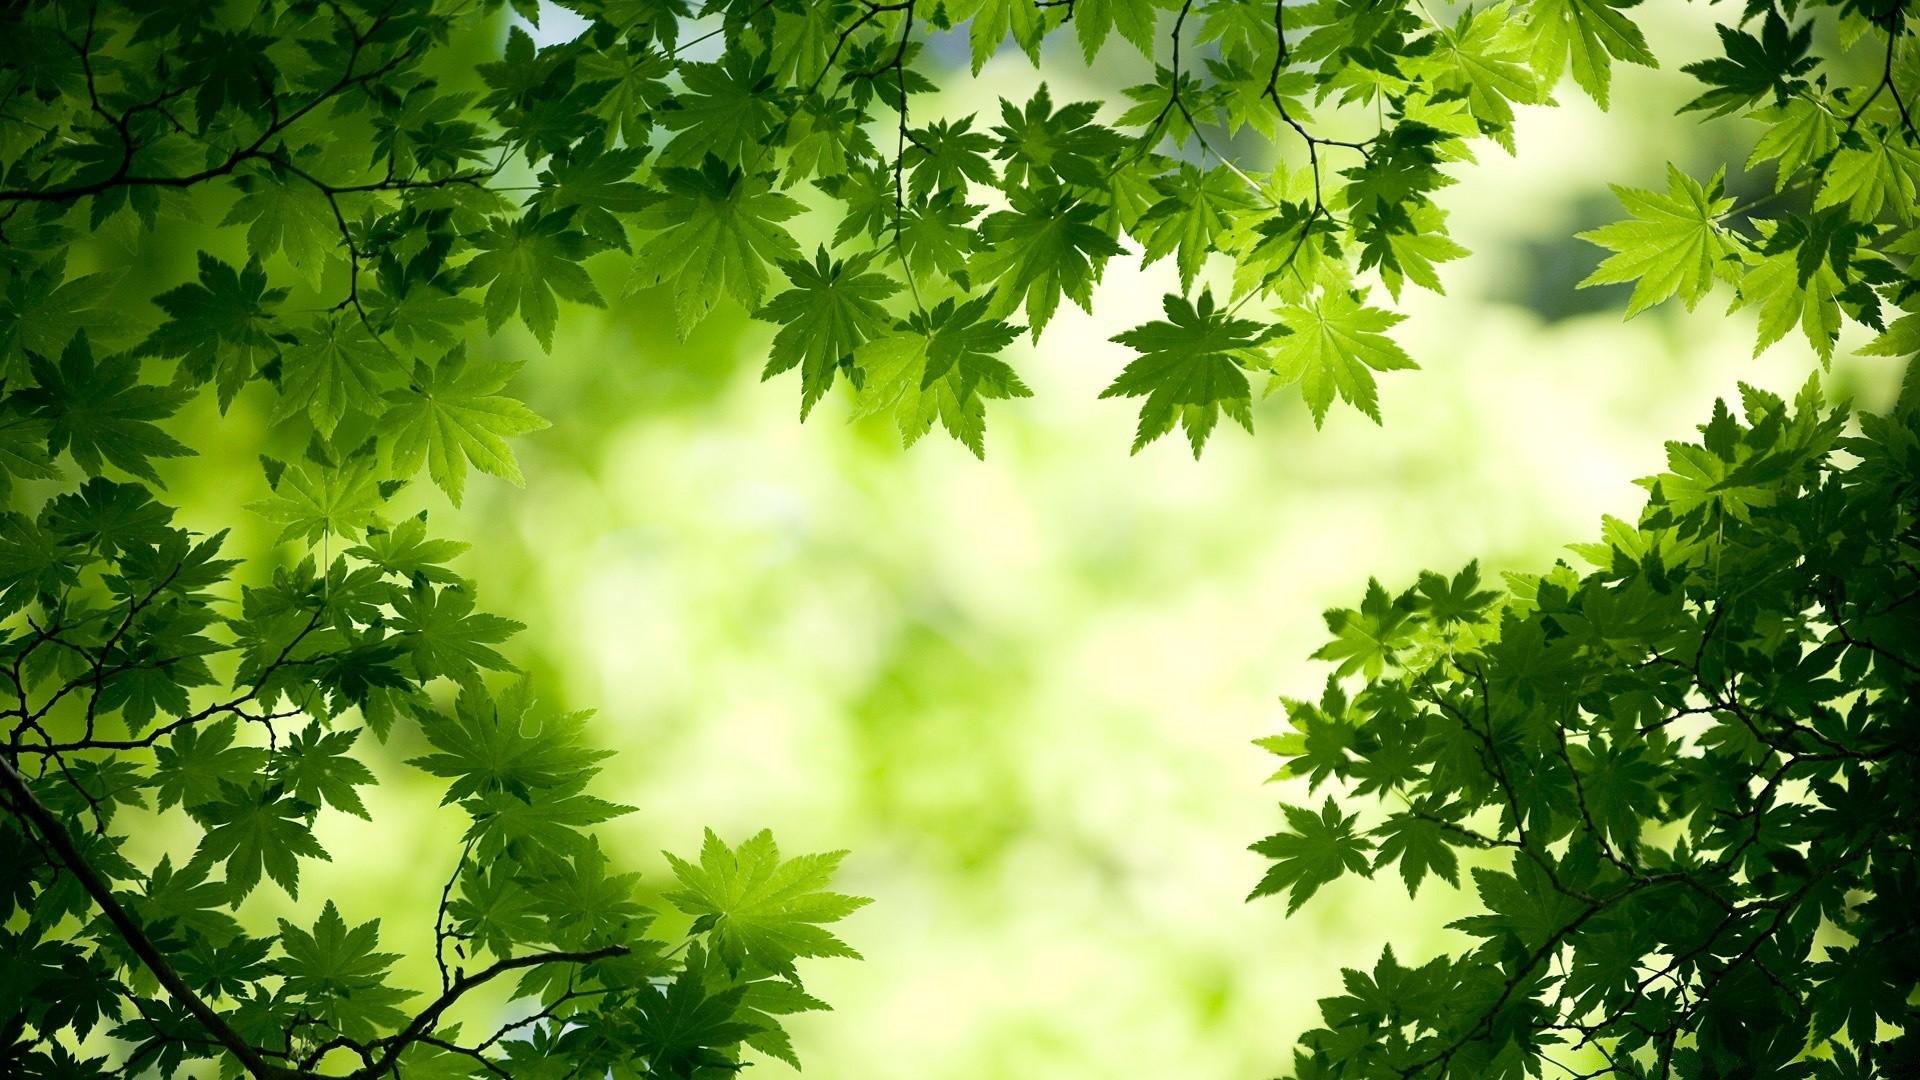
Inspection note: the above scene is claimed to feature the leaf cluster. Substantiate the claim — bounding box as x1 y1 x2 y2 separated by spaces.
0 466 864 1078
1253 382 1920 1077
1 0 1604 466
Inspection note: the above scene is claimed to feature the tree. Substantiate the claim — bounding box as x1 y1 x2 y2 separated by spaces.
0 0 1913 1077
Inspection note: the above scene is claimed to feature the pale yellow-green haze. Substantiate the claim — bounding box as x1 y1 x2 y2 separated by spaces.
125 3 1902 1078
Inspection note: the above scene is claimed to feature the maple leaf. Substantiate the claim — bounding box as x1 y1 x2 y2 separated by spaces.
344 515 471 583
1248 797 1375 913
1257 675 1359 789
40 477 175 558
244 457 385 545
663 829 871 976
631 157 803 338
141 253 287 410
756 249 899 419
221 159 338 287
272 901 414 1040
195 781 329 903
533 142 655 251
631 966 759 1078
990 85 1127 190
1073 0 1174 59
971 185 1124 336
389 579 522 681
447 862 544 961
578 39 673 147
21 332 192 484
1745 97 1840 190
1267 290 1418 426
1815 124 1920 222
462 784 634 865
462 208 606 351
1371 805 1462 896
1101 291 1269 456
1431 5 1540 138
952 0 1048 72
1809 945 1904 1051
657 51 783 168
1679 11 1816 118
903 115 998 200
408 680 609 804
273 314 399 436
1579 165 1743 317
1134 164 1254 292
1413 561 1500 626
382 347 549 506
150 719 271 816
0 255 138 380
1313 578 1417 679
1451 856 1589 949
895 192 983 282
1522 0 1656 108
850 297 1030 457
271 724 376 821
1736 237 1842 362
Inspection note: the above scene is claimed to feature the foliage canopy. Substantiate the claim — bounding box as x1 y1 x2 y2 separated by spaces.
1 0 1918 1076
1256 384 1919 1076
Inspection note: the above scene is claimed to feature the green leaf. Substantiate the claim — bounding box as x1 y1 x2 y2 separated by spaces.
971 186 1124 336
657 51 783 168
447 862 543 961
1524 0 1656 108
1259 675 1359 788
756 249 900 419
245 457 385 546
462 784 633 865
463 209 607 351
631 965 759 1078
1248 797 1375 913
1413 561 1500 626
389 579 522 681
195 782 329 903
631 157 803 338
1101 290 1268 456
1267 290 1418 426
1134 164 1254 292
1371 806 1461 896
850 297 1030 457
663 829 871 976
141 254 286 410
382 348 549 507
1814 125 1920 223
272 900 414 1040
408 680 608 804
344 515 472 583
1073 0 1172 59
1678 11 1816 118
0 255 138 380
953 0 1049 72
21 332 192 484
221 160 339 287
1408 5 1541 148
1735 240 1841 361
1579 165 1742 317
151 719 271 816
1745 97 1841 189
272 724 376 821
273 315 399 436
534 142 654 252
1313 578 1416 679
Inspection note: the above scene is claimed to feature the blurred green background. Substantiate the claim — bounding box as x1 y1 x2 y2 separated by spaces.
111 2 1904 1076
